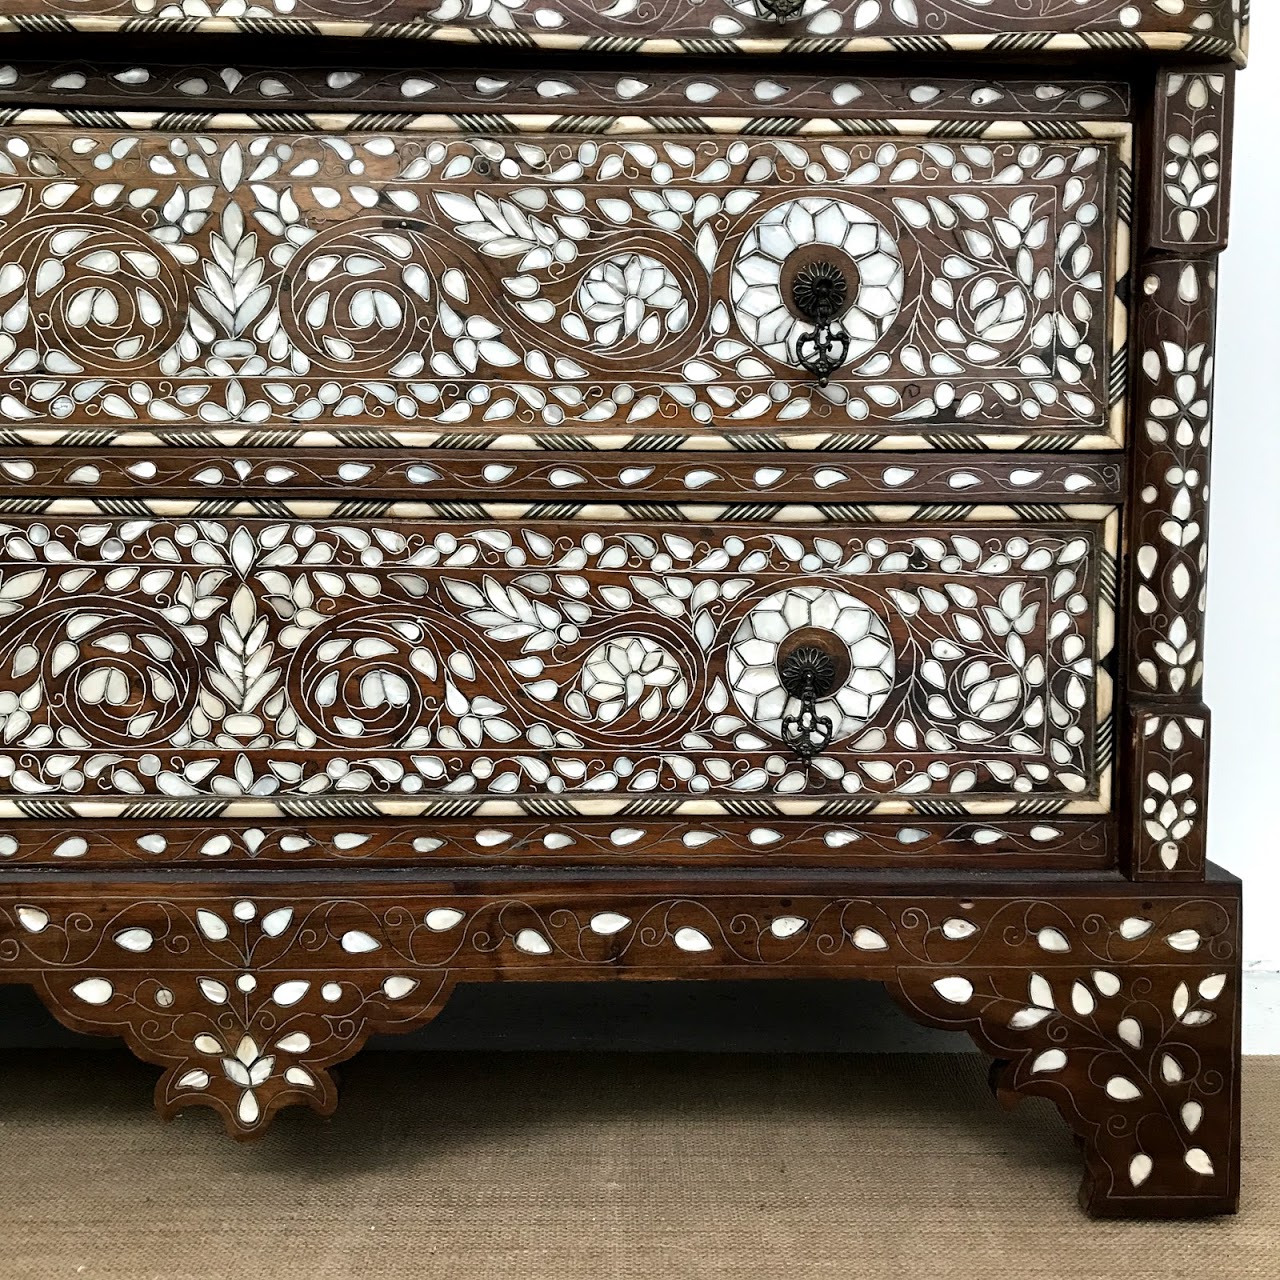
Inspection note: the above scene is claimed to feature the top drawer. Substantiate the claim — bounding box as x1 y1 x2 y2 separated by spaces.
0 82 1130 451
0 2 1249 65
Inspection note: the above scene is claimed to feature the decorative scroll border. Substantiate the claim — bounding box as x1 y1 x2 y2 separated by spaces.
0 107 1135 142
0 63 1135 121
0 816 1114 868
0 450 1126 504
0 874 1243 1218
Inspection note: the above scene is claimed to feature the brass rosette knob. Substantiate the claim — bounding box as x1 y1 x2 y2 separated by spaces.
790 261 851 387
778 642 840 760
755 0 806 20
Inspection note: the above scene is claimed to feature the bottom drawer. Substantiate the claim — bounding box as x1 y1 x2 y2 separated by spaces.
0 503 1115 861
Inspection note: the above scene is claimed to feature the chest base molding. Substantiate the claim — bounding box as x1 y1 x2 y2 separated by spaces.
0 865 1241 1218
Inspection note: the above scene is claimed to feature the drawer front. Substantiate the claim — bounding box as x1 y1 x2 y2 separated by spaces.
0 1 1247 62
0 506 1114 818
0 117 1128 449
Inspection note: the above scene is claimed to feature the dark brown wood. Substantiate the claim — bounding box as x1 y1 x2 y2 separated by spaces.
0 25 1248 1219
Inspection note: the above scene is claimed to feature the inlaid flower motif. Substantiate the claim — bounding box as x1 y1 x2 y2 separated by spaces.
574 254 688 350
1138 716 1205 872
572 636 688 724
174 1023 319 1129
1144 771 1197 868
1146 339 1211 447
1163 74 1225 244
961 280 1028 348
960 660 1024 724
219 1034 276 1125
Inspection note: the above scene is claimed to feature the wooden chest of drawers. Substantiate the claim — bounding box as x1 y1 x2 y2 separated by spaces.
0 0 1248 1217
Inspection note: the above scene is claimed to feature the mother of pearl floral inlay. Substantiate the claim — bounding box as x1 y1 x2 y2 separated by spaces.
727 587 895 742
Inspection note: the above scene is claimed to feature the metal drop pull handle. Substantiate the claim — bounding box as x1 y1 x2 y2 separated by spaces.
755 0 806 20
791 261 850 387
779 644 838 760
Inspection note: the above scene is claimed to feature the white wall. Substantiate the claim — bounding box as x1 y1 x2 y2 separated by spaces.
1209 6 1280 1048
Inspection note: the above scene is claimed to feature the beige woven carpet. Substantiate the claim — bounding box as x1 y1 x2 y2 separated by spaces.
0 1052 1275 1279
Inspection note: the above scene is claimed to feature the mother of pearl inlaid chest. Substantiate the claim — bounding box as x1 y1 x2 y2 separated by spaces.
0 0 1249 1217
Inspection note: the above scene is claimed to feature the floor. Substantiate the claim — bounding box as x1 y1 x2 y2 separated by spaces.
0 1051 1275 1279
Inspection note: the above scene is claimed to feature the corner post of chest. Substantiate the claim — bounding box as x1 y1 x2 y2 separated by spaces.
1123 63 1235 884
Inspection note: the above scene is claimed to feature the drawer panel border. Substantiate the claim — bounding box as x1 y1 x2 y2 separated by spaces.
0 63 1137 122
0 815 1114 868
0 449 1126 502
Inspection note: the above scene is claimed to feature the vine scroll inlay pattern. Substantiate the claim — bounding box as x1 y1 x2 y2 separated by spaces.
0 511 1116 816
0 125 1129 450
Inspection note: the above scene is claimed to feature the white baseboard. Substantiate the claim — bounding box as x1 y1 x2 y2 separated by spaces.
1246 970 1280 1054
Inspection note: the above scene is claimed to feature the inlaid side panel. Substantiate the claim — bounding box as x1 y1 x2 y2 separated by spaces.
1130 259 1216 700
1150 68 1235 252
1130 708 1209 880
0 509 1116 817
1125 67 1231 883
0 1 1250 65
0 873 1243 1217
0 124 1129 449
